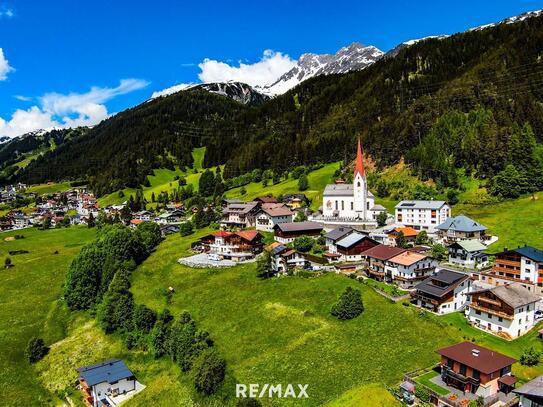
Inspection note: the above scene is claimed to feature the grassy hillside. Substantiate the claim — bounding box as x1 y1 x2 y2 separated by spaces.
456 192 543 253
0 227 95 407
225 162 341 210
35 230 542 406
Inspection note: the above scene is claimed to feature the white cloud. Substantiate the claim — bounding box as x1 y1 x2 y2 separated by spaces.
0 48 14 80
14 95 32 102
197 50 295 87
151 49 296 98
0 78 149 138
0 6 14 19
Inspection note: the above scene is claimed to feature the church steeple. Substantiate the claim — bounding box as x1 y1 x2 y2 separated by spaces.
354 139 365 178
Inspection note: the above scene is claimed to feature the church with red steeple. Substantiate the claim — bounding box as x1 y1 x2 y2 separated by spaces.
319 140 386 227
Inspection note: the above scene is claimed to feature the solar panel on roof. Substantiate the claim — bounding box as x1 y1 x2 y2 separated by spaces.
401 203 416 207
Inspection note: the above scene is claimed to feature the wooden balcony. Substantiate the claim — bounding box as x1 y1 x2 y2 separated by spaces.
470 303 514 320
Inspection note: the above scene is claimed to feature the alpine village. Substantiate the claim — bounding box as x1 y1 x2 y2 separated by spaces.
2 7 543 407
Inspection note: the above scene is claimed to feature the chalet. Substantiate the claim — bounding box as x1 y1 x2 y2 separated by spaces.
325 227 355 253
483 246 543 294
200 230 263 262
436 342 516 398
413 269 471 314
255 203 294 232
76 359 142 407
448 239 489 269
362 244 406 281
269 244 324 273
282 194 307 209
513 375 543 406
133 210 153 222
335 233 379 262
387 226 419 247
466 283 539 339
11 213 30 228
273 221 323 244
437 215 487 243
160 224 180 236
220 202 259 228
386 251 438 288
156 209 185 224
394 200 450 233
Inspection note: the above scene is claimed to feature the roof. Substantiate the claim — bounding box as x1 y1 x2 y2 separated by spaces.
391 227 419 237
130 219 143 225
451 239 487 252
436 342 516 374
260 204 294 217
336 233 366 249
512 246 543 263
469 283 540 309
212 230 232 238
274 221 323 233
325 227 354 242
271 244 288 255
323 183 374 198
498 375 517 386
514 375 543 398
415 269 469 298
362 244 406 260
354 139 365 178
254 196 277 203
437 215 487 233
235 230 260 241
389 251 427 266
395 200 447 210
76 359 134 387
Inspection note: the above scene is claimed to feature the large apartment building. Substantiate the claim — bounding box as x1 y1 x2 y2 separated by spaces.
394 200 450 233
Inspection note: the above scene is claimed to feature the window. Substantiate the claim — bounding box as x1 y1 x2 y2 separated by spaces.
472 370 480 380
357 182 361 187
350 202 353 210
459 364 466 375
447 358 454 369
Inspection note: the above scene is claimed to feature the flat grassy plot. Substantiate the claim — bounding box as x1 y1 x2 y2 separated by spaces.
0 227 95 407
415 370 449 396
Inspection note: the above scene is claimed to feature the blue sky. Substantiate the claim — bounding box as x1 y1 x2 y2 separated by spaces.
0 0 542 137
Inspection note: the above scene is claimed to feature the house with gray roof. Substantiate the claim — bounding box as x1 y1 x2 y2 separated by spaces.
466 283 540 338
395 200 450 233
448 239 490 269
437 215 487 243
514 375 543 406
413 269 472 314
76 359 144 407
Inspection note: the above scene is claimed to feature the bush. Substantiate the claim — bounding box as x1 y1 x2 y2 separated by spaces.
298 174 309 191
520 347 540 366
193 349 226 395
179 221 194 237
132 304 157 333
293 236 314 253
415 386 430 402
236 399 262 407
25 337 48 364
331 287 364 320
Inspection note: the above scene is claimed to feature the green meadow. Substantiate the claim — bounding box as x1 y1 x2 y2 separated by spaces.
0 226 96 407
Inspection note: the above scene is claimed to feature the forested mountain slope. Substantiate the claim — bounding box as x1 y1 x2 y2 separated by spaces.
10 13 543 196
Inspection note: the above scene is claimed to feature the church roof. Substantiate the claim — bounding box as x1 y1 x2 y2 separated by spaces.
323 184 374 197
354 139 365 178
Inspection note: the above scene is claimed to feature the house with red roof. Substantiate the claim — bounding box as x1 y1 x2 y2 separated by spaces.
199 230 263 262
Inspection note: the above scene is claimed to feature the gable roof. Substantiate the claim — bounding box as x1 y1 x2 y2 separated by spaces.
362 244 406 260
336 233 367 249
254 196 277 203
274 221 323 233
469 283 540 309
76 359 134 387
235 230 260 242
390 227 419 237
325 227 355 242
395 200 447 210
437 215 487 233
436 342 516 374
389 251 427 266
451 239 487 252
259 204 294 217
415 269 469 298
514 375 543 398
512 246 543 263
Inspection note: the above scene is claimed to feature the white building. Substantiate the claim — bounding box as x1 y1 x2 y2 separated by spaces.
76 359 144 407
317 140 385 227
255 204 294 232
466 283 540 339
448 239 490 269
395 200 451 233
385 251 439 289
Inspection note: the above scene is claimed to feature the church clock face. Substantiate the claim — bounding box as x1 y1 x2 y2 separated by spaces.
326 200 332 209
